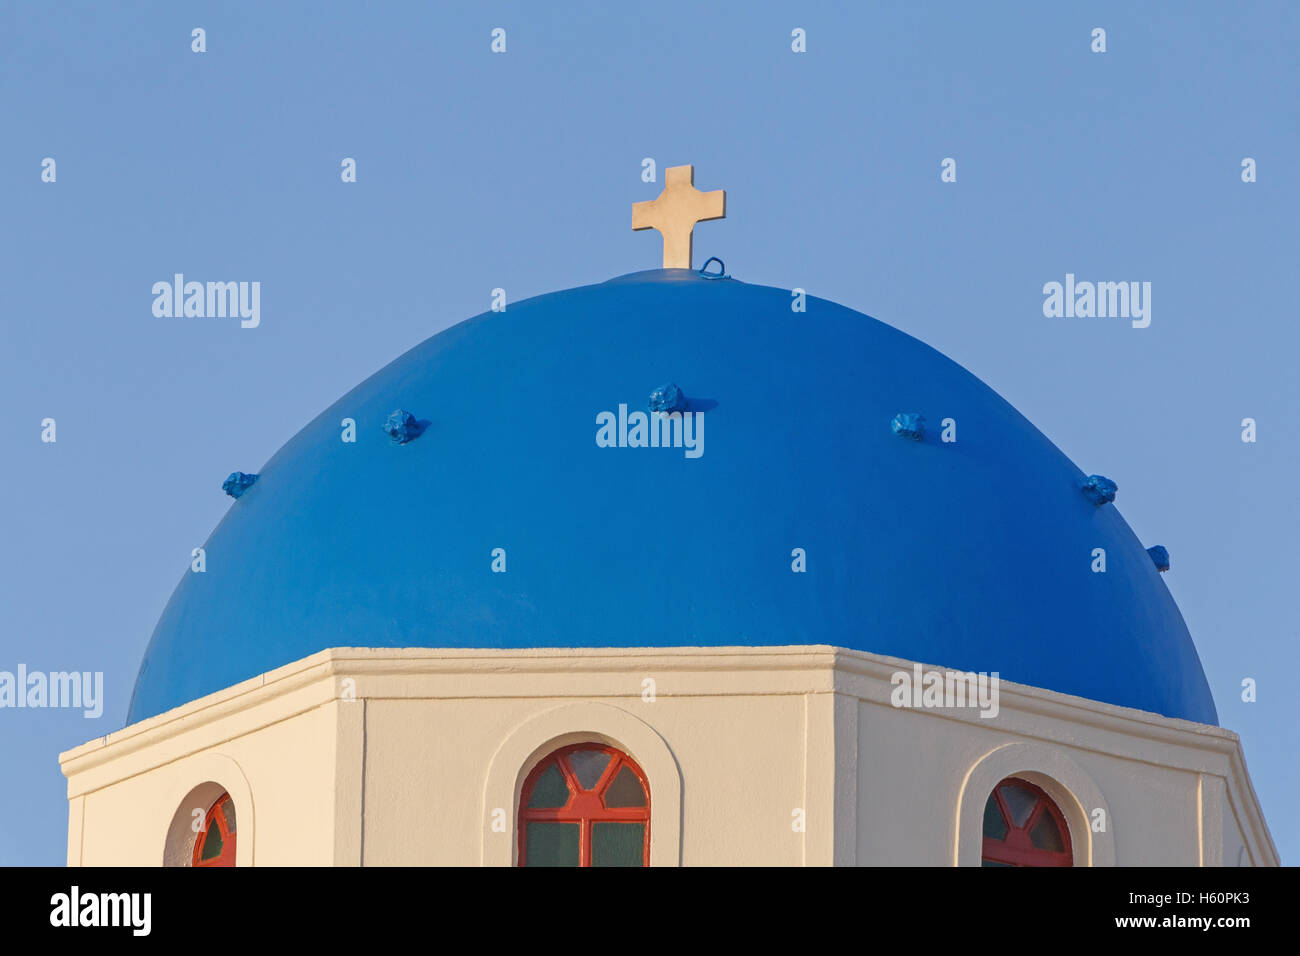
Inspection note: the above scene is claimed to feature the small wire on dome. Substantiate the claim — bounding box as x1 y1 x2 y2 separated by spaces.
698 257 728 279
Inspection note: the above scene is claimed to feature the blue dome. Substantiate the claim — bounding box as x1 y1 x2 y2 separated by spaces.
128 269 1218 725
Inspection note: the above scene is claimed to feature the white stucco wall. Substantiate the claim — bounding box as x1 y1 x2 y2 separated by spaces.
60 646 1279 867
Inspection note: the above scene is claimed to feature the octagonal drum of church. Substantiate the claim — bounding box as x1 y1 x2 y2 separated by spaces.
128 269 1217 727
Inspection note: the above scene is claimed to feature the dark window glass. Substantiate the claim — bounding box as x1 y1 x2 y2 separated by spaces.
999 782 1038 826
603 766 647 808
200 823 224 861
982 795 1007 840
591 822 645 867
1031 811 1065 852
524 822 580 867
527 763 571 808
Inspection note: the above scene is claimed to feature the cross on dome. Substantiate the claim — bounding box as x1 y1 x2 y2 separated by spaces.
632 165 726 269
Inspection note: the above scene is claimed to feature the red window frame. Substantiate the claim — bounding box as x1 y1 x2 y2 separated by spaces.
518 743 650 867
192 793 237 868
981 777 1073 867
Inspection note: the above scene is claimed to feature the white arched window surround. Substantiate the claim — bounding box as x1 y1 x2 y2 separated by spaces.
161 753 255 867
955 742 1114 866
481 702 682 866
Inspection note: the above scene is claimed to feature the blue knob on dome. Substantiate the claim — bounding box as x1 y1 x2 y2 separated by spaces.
222 472 258 499
1081 475 1117 506
1147 545 1170 572
383 409 426 444
891 413 925 441
649 383 687 413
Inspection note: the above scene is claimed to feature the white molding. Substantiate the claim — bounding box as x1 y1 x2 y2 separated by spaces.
67 646 1241 772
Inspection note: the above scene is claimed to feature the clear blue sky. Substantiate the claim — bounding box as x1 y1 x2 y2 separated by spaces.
2 1 1296 865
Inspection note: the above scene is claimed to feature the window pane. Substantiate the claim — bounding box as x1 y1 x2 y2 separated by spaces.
603 766 647 808
524 822 579 867
982 796 1007 840
220 797 237 834
568 749 611 791
1031 811 1065 852
981 858 1014 867
999 782 1038 827
527 763 571 808
591 822 645 867
199 822 224 860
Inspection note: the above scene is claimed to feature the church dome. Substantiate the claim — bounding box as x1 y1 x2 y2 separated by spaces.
128 269 1218 726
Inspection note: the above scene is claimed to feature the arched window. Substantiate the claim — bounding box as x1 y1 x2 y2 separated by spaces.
192 793 237 867
518 743 649 867
981 777 1072 867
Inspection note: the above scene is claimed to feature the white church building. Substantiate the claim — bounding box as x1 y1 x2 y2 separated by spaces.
61 168 1277 867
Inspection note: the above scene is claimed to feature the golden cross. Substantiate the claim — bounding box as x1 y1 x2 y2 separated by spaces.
632 165 726 269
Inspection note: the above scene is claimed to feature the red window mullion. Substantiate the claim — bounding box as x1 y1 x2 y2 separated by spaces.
521 806 648 823
192 794 236 868
993 788 1015 832
556 753 583 797
981 777 1072 868
1022 797 1047 833
594 753 623 793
